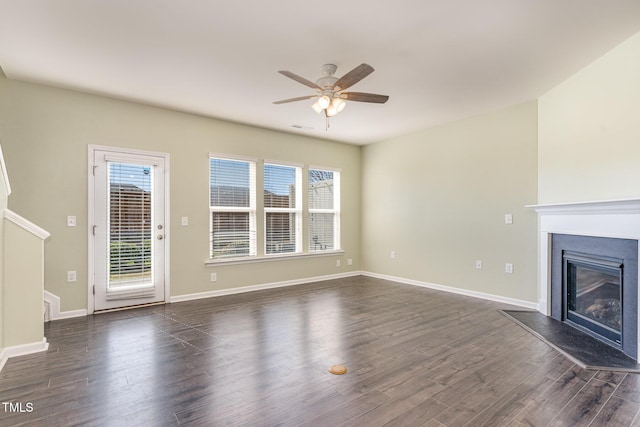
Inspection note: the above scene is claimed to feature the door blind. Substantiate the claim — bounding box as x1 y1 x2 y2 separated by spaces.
108 162 154 293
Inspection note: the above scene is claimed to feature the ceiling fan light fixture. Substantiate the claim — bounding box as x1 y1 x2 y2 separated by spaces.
317 95 331 109
332 97 346 113
326 104 338 117
311 101 323 114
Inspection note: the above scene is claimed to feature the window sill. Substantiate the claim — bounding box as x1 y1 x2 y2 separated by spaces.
205 250 345 267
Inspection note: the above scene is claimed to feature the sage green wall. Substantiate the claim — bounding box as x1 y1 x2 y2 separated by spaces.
0 213 4 352
3 220 44 346
0 215 4 352
361 101 538 303
538 31 640 204
0 162 6 351
0 75 361 312
1 76 8 350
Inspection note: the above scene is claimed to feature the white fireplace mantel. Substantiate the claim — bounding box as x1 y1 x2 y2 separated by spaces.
528 198 640 359
527 198 640 216
527 198 640 246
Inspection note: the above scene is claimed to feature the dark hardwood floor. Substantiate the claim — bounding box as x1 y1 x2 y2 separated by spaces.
2 275 640 426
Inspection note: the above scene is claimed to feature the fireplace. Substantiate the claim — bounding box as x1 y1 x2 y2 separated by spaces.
563 251 622 347
550 234 637 358
529 198 640 361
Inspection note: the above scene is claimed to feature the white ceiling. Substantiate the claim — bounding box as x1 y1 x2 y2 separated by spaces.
1 1 639 145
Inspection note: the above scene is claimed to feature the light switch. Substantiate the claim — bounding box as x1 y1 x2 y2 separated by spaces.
504 214 513 225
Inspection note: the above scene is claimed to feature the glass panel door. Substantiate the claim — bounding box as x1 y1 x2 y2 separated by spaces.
92 148 167 311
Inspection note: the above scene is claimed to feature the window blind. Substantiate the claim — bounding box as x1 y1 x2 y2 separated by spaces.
210 157 256 258
309 169 340 251
264 163 301 254
108 162 154 294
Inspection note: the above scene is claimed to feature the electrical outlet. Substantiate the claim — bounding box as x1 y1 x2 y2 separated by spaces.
391 251 396 259
67 271 77 282
181 216 189 226
210 272 217 282
347 259 353 266
505 263 513 274
336 259 341 267
475 260 483 269
504 214 513 225
67 216 77 227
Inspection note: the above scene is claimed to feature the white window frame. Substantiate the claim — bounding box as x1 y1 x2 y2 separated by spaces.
263 161 302 256
308 167 341 252
209 154 257 260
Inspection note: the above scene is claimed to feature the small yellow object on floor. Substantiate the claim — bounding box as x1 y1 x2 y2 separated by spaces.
328 365 348 375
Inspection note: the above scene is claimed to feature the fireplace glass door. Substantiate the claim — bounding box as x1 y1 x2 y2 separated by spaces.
564 252 623 346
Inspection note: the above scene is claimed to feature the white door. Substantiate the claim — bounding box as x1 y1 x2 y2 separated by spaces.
91 147 168 311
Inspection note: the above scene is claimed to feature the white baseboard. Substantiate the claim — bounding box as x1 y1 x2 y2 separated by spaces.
44 290 88 320
0 338 49 372
538 299 548 315
170 271 362 303
43 271 537 319
53 309 88 320
362 271 538 310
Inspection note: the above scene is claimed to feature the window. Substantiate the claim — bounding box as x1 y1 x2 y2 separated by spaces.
208 156 341 263
209 156 256 259
308 168 340 251
264 163 302 255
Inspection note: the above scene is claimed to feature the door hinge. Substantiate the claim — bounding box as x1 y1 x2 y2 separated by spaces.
92 285 95 295
92 165 98 176
92 225 97 236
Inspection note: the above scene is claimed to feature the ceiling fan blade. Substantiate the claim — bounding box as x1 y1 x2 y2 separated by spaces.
341 92 389 103
278 71 322 90
273 95 317 104
334 63 375 91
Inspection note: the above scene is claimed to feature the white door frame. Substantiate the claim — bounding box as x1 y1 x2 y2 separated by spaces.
88 144 170 314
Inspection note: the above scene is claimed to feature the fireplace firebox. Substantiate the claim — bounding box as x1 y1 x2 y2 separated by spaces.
563 252 623 347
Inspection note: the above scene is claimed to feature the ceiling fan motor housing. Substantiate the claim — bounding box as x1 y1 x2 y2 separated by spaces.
316 64 339 90
320 64 337 76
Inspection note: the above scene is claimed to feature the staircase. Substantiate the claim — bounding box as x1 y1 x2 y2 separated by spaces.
0 144 50 371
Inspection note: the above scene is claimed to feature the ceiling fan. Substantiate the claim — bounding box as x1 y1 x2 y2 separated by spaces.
274 63 389 129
